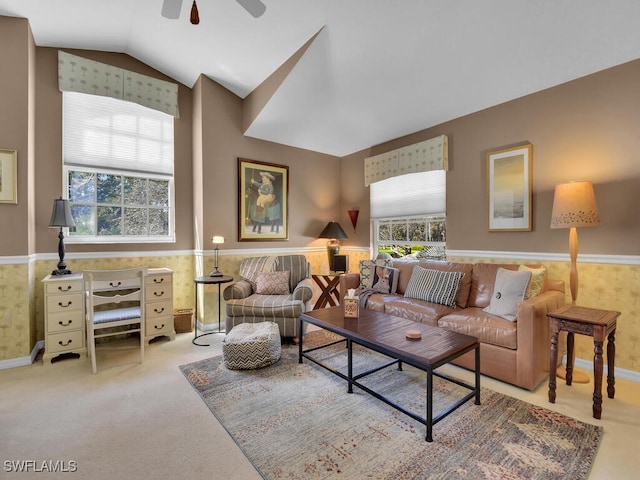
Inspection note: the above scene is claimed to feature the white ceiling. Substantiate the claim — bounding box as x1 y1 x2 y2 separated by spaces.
2 0 640 157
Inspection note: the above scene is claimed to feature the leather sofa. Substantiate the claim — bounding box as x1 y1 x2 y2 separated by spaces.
340 259 565 390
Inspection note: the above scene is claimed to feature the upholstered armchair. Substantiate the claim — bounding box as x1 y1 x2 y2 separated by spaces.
223 255 313 337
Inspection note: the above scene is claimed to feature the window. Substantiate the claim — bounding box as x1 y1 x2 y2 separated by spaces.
370 171 446 259
63 92 175 243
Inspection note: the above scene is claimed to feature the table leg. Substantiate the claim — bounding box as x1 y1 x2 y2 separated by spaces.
475 345 481 405
426 370 433 442
548 328 558 403
607 330 616 399
565 332 574 385
593 339 604 419
347 338 353 394
298 317 304 364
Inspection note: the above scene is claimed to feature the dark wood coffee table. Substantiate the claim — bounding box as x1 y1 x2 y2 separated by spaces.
299 307 480 442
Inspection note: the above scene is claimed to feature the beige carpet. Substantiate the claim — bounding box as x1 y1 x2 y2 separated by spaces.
180 334 602 479
1 331 640 479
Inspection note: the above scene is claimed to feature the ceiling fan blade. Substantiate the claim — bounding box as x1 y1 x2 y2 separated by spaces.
236 0 267 18
161 0 184 19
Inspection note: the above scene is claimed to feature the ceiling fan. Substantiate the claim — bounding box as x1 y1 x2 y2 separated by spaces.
161 0 266 24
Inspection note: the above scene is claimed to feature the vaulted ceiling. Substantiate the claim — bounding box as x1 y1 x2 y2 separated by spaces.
2 0 640 157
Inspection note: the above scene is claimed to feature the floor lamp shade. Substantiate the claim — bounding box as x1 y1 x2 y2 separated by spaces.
318 222 348 271
49 198 76 276
550 181 600 304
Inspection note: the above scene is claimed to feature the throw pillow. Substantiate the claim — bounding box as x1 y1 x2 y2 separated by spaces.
483 268 532 321
359 258 393 289
371 266 400 294
404 266 464 308
255 271 290 295
518 265 546 298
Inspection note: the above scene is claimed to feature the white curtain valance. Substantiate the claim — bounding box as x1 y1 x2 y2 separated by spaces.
58 51 180 118
364 135 448 186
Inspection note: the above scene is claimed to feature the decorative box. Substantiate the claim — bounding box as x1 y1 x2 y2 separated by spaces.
174 308 194 333
343 297 359 318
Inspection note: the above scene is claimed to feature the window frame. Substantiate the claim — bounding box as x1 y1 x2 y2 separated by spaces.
372 214 447 259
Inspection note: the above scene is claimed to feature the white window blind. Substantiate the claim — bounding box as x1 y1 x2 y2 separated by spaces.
370 170 446 218
63 91 174 175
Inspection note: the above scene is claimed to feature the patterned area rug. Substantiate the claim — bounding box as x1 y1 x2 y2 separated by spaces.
180 332 602 479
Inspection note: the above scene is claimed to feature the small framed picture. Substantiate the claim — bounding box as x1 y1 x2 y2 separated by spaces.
238 158 289 241
487 144 532 231
0 148 17 204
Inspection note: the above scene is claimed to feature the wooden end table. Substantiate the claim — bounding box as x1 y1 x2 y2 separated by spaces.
548 304 620 419
311 273 341 309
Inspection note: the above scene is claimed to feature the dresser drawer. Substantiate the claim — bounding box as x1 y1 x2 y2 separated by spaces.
146 316 173 335
47 330 85 354
45 279 83 295
146 273 172 287
145 284 173 302
47 310 84 334
47 293 84 313
146 299 172 319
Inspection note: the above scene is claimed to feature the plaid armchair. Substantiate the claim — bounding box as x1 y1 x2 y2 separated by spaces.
223 255 313 337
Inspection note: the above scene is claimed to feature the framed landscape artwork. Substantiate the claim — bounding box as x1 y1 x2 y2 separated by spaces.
0 148 17 204
238 158 289 241
487 144 532 231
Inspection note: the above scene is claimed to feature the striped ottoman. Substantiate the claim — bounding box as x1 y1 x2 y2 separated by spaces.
222 322 281 370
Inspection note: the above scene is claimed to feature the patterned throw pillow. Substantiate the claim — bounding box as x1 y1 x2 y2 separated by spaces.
359 259 393 289
483 268 532 321
404 266 464 308
255 271 290 295
518 265 546 298
371 266 400 294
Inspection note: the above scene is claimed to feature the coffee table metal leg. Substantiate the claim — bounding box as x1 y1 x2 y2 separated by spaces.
298 317 304 364
347 338 353 393
475 345 481 405
426 370 433 442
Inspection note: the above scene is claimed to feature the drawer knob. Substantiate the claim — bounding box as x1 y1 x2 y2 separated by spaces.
154 307 165 314
154 291 164 297
58 320 73 327
154 324 166 330
58 285 72 292
153 278 165 284
58 301 73 308
109 281 122 288
58 339 73 347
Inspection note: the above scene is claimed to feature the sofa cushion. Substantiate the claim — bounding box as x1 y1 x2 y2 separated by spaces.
391 259 420 295
438 307 518 350
419 260 473 308
255 271 290 295
226 294 304 318
483 268 531 321
518 265 546 298
359 258 393 289
468 263 518 308
384 297 453 327
371 266 400 294
404 266 464 308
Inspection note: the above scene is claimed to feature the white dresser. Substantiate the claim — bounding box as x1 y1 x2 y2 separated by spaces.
42 267 175 364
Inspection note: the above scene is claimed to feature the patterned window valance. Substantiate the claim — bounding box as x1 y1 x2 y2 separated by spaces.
364 135 448 186
58 51 179 117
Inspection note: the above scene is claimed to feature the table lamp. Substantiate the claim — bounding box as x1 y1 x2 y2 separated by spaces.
550 180 600 382
48 197 76 276
318 221 348 271
210 236 225 277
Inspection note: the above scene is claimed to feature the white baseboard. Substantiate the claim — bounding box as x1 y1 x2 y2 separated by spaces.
564 355 640 383
0 341 44 370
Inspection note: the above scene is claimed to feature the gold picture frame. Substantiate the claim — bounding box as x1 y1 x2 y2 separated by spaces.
0 148 17 204
238 158 289 241
487 144 532 231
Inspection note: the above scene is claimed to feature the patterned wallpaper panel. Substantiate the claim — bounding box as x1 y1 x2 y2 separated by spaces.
1 253 638 376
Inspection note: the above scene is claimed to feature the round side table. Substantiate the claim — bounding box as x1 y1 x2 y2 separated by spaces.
193 275 233 346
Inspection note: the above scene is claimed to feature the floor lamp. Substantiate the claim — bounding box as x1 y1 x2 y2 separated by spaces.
318 221 348 271
550 181 600 382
